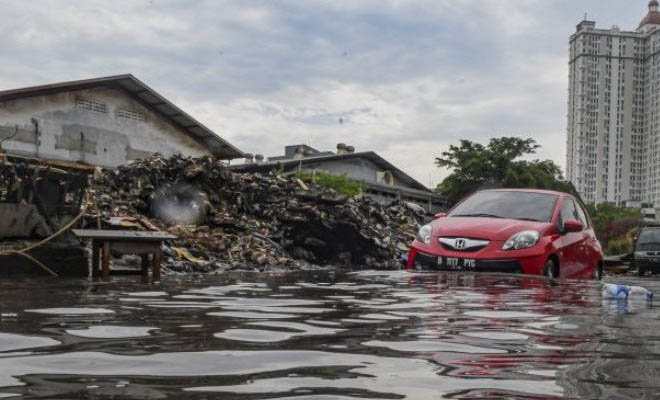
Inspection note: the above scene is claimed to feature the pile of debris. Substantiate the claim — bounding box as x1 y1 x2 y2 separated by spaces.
0 155 90 276
0 155 87 239
89 154 425 272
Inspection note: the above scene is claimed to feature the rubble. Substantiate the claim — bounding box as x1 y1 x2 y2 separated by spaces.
88 154 426 273
0 155 87 239
0 155 90 276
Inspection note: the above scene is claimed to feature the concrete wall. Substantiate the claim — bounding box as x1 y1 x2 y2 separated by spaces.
299 158 402 187
0 87 209 167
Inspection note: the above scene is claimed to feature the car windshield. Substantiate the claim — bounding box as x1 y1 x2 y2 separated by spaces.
638 228 660 245
448 191 558 222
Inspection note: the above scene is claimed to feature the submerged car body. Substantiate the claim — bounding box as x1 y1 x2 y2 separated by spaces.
407 189 603 279
633 225 660 276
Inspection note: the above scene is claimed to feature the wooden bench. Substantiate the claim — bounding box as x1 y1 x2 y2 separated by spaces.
72 230 177 281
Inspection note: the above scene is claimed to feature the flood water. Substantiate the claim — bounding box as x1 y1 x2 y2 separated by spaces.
0 270 658 399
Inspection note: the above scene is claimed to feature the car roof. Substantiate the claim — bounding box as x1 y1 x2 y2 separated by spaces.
480 188 567 196
641 224 660 230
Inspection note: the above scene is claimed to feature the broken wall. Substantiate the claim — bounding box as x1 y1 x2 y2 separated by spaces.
0 87 209 167
0 203 50 238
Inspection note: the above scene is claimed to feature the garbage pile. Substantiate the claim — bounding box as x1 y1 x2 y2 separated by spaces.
90 154 425 272
0 155 88 239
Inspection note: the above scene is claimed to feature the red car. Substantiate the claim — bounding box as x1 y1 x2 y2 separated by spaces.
407 189 603 279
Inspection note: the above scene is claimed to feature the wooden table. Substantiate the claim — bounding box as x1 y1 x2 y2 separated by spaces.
72 230 177 281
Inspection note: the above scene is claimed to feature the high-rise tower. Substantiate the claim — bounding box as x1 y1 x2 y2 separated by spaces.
567 1 660 205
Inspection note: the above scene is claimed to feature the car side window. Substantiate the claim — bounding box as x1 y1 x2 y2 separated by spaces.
574 201 589 229
560 198 578 229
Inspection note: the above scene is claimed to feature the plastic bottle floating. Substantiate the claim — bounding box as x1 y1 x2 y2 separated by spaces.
602 283 653 301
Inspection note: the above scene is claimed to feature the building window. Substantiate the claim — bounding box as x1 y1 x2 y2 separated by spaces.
76 98 107 114
377 170 395 186
116 108 145 122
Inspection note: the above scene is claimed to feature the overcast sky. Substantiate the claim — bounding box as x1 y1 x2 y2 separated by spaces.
0 1 650 187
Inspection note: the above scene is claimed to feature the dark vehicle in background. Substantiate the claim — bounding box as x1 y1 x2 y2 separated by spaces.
407 189 603 279
633 225 660 276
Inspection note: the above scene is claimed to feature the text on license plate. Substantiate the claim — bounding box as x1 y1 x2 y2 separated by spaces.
438 257 476 270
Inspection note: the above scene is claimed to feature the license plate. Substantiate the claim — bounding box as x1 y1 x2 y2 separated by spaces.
438 257 477 271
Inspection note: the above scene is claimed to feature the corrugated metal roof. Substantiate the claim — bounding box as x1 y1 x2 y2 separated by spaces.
0 74 244 159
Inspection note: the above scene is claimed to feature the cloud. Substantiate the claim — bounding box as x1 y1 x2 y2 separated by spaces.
0 0 650 186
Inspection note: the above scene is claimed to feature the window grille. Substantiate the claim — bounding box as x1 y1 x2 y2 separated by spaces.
76 98 107 113
117 108 145 122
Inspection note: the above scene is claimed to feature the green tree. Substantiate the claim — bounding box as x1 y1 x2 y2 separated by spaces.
584 203 642 255
435 137 579 206
296 171 365 197
584 202 642 227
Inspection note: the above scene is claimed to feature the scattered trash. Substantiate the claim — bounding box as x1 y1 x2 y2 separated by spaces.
602 283 653 301
296 178 309 191
171 247 207 266
0 155 87 239
399 252 408 269
89 154 426 272
0 155 90 276
404 202 426 216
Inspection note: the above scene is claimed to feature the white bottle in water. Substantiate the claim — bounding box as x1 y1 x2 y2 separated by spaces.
602 283 654 301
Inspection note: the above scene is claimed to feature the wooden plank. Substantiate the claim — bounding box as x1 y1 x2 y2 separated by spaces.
40 158 96 174
141 255 150 276
5 154 96 174
152 246 162 281
91 239 100 277
72 229 176 241
101 241 110 281
110 241 160 254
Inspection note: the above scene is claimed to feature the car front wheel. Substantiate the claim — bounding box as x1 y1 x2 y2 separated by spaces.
593 263 603 281
543 258 558 279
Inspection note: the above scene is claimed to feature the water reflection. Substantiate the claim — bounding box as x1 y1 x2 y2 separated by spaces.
65 326 158 339
0 271 657 398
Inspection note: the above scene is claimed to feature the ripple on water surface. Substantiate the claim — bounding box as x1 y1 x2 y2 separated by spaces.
461 330 530 341
0 333 60 352
24 308 115 315
463 310 545 320
0 271 658 399
125 291 168 297
207 311 296 319
65 326 158 339
215 321 343 343
214 329 298 342
364 339 507 354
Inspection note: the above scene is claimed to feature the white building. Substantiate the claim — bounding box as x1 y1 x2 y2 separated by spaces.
0 74 243 167
566 1 660 205
231 144 447 213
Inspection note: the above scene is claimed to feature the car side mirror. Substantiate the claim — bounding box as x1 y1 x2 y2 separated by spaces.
563 219 583 233
434 212 447 219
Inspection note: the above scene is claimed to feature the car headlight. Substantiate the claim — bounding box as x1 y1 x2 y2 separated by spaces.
502 230 539 250
417 224 432 245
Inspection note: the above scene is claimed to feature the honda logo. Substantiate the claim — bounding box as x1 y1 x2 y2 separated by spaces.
439 237 490 250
